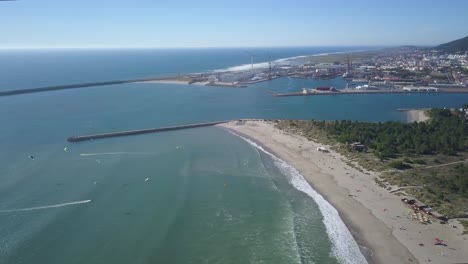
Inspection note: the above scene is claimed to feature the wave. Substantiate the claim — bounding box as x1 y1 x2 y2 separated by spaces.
0 200 92 213
80 152 156 156
215 62 271 72
228 131 368 264
275 55 308 62
214 56 301 72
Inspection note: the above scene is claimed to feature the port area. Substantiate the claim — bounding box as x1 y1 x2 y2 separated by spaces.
270 86 468 97
136 73 283 88
4 47 468 97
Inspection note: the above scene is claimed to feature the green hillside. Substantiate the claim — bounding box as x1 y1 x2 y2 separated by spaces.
434 35 468 53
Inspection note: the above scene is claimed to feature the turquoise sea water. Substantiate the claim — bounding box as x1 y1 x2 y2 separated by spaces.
1 48 467 264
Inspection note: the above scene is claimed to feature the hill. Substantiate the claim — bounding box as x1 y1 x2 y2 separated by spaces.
434 35 468 53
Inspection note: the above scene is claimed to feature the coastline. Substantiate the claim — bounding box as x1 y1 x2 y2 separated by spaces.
216 48 375 72
218 120 468 264
221 127 372 264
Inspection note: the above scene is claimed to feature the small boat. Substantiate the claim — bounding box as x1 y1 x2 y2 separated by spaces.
145 178 149 182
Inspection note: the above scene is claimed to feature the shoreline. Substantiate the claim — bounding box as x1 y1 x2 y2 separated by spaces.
215 48 374 72
218 120 468 264
401 109 430 123
221 127 374 263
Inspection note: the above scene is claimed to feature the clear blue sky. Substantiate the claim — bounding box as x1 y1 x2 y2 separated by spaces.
1 0 467 48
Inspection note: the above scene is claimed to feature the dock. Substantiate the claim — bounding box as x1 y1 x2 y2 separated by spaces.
271 89 468 97
67 121 229 142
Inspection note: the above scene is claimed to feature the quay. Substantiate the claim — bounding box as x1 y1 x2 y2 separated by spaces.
270 89 468 97
0 76 178 97
67 121 230 142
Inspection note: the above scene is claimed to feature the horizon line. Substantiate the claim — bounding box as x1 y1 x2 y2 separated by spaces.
0 45 432 50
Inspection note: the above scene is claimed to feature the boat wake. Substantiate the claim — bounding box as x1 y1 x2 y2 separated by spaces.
227 131 368 264
0 200 92 213
80 152 156 156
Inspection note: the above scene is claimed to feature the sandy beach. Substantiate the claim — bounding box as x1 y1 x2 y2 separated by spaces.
406 110 429 123
219 120 468 264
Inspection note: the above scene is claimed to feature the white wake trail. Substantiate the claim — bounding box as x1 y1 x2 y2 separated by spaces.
80 152 156 156
0 200 92 213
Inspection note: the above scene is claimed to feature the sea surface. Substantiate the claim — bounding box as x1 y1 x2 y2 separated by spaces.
1 48 467 264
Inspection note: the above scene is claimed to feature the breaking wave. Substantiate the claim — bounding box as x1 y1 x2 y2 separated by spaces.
217 62 271 72
228 131 368 264
214 56 303 72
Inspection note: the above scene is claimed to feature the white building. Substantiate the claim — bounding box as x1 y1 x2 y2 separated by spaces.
356 84 379 90
402 86 438 92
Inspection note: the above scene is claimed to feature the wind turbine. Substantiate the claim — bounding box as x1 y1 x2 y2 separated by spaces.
245 51 255 73
267 51 272 80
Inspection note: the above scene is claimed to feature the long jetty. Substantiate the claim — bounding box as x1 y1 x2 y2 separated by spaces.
0 76 178 97
67 121 229 142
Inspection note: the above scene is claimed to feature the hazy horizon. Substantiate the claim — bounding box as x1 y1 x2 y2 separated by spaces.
1 0 467 49
0 45 393 50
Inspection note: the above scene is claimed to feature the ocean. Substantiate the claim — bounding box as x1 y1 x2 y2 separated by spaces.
0 47 467 264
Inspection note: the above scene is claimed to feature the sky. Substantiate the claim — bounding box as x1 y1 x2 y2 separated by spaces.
1 0 468 48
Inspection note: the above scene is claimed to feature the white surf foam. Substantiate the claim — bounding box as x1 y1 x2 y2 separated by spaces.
80 152 156 156
214 49 372 73
216 62 271 72
216 56 297 72
0 200 92 213
275 55 308 62
229 131 368 264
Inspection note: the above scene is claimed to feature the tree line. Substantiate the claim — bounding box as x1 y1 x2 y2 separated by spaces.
317 106 467 198
320 106 467 160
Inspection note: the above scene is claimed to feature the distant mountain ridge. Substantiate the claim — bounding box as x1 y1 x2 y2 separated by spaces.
434 35 468 53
